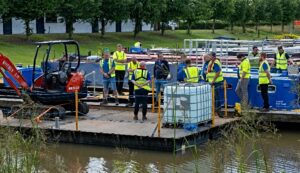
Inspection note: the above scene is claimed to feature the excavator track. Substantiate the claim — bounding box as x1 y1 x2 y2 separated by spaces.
3 103 66 120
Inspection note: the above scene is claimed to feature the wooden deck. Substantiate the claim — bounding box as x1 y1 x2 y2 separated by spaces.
0 107 237 151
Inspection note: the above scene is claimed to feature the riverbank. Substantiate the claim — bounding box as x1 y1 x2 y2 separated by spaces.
0 27 294 65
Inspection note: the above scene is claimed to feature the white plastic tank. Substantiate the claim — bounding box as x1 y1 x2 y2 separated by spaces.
163 83 212 125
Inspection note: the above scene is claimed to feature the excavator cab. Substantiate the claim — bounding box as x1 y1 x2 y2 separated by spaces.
0 40 89 119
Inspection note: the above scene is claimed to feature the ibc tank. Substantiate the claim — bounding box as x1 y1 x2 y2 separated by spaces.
163 83 212 125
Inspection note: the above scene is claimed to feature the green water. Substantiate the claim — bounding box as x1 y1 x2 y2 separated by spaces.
47 129 300 173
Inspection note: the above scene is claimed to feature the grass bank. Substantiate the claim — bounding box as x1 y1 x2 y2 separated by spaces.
0 26 299 65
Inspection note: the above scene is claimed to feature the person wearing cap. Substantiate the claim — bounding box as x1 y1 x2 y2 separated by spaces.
131 61 151 121
206 52 224 117
100 49 119 105
177 54 187 82
153 53 170 105
259 52 272 112
127 57 140 107
183 59 199 83
248 46 260 68
272 46 293 73
235 54 251 106
113 44 127 95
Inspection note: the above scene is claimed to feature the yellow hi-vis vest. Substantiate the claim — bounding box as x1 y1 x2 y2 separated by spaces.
184 66 199 83
248 52 260 68
113 51 127 71
259 60 270 84
239 58 251 79
276 52 287 70
134 42 141 47
128 61 140 80
100 59 115 77
133 69 151 91
206 59 224 83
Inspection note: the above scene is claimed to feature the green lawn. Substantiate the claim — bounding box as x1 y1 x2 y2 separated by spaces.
0 27 298 65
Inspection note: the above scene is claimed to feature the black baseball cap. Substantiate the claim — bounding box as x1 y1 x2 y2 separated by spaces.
210 52 216 57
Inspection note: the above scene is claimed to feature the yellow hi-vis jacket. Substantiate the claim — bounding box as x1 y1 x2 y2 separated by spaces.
113 51 127 71
239 58 251 79
259 60 270 84
276 52 287 70
133 69 150 91
128 61 140 80
134 42 141 48
100 59 115 77
184 66 199 83
206 59 224 83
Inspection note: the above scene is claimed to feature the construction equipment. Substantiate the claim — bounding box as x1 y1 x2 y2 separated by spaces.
0 40 89 119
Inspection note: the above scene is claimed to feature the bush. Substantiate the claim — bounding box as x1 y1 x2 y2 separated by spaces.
273 34 300 39
178 20 228 30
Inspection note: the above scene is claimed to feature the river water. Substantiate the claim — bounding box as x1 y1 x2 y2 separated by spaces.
48 129 300 173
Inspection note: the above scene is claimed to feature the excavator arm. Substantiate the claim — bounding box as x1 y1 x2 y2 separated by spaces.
0 54 29 96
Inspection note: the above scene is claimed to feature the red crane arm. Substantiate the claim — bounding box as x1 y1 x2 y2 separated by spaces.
0 54 29 96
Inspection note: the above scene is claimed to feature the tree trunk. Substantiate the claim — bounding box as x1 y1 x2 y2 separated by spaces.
242 22 246 33
255 21 258 32
270 23 273 32
134 18 141 38
24 20 31 40
230 21 234 33
187 20 192 35
66 20 73 39
101 19 105 37
281 21 284 33
212 18 215 34
92 18 99 33
161 22 165 36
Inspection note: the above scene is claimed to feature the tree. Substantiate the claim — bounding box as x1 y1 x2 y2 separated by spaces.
208 0 234 34
265 0 281 32
279 0 297 32
180 0 209 35
56 0 94 39
6 0 50 39
91 0 130 37
235 0 252 33
252 0 267 33
225 0 238 33
129 0 153 38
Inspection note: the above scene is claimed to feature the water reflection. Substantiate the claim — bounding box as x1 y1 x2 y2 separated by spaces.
47 130 300 173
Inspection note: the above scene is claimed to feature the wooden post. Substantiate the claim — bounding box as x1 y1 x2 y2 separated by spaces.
212 86 215 127
157 93 161 137
152 77 155 113
224 80 228 118
75 90 79 131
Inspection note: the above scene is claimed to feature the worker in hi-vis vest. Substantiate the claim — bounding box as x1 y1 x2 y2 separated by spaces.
131 61 151 121
235 54 251 106
248 46 260 68
99 48 119 106
183 59 199 83
127 57 140 107
272 46 293 73
113 44 127 95
134 41 141 48
259 52 272 112
206 52 224 118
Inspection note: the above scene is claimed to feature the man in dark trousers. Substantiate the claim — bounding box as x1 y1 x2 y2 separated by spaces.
153 52 170 105
259 52 272 112
131 61 151 121
127 56 140 107
113 44 127 95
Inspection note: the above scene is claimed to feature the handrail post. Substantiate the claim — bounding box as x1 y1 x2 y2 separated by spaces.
212 86 215 127
224 80 228 118
157 92 161 137
75 90 79 131
152 77 155 113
